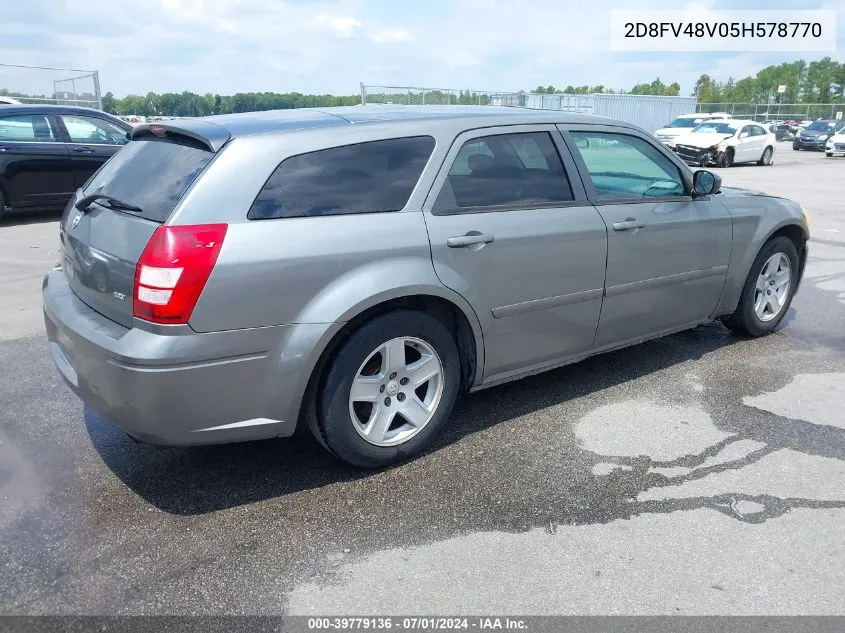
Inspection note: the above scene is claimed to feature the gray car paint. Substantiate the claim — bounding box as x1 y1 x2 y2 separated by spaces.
42 106 809 447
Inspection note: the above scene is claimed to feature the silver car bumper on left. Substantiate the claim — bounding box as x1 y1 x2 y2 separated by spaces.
42 268 333 446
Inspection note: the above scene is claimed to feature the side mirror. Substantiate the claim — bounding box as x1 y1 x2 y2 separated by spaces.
693 169 721 196
739 132 749 139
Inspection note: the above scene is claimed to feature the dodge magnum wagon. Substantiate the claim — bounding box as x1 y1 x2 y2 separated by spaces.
43 106 810 467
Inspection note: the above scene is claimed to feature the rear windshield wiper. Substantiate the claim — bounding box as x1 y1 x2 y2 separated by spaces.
75 193 143 214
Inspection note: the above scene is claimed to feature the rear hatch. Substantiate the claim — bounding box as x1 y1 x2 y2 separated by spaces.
60 124 224 328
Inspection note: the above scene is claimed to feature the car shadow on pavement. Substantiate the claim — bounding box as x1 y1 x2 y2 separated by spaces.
88 319 769 516
0 209 61 227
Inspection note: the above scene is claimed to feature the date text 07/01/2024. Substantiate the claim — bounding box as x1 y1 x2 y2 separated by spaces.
307 617 529 630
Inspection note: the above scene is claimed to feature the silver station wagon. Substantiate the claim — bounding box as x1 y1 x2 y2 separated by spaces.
43 106 810 467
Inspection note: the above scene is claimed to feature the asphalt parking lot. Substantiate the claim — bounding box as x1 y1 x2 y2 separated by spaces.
1 143 844 616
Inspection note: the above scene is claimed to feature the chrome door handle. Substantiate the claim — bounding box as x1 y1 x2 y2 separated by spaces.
612 219 646 231
447 233 495 248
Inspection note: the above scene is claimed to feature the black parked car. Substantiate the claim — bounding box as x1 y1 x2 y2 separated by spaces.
0 105 131 220
793 119 845 151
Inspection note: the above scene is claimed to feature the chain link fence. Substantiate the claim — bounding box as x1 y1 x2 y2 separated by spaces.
359 84 696 134
696 102 845 121
361 84 499 106
0 63 102 109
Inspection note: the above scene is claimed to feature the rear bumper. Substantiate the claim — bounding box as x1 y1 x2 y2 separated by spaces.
42 268 335 446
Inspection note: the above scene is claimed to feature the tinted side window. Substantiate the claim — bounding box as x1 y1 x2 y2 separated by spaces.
82 139 214 222
0 114 56 141
434 132 573 211
570 132 686 200
248 136 435 220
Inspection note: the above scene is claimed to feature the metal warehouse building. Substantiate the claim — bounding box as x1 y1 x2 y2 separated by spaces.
490 93 697 134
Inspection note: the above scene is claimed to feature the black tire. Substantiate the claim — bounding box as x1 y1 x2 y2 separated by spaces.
792 143 800 150
723 236 800 337
826 152 833 157
721 148 734 168
758 146 773 166
315 310 461 468
0 188 5 222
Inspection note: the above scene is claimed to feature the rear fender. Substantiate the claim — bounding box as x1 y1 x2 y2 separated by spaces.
267 257 485 426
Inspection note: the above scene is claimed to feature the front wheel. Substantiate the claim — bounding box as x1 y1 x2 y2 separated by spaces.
826 152 833 157
720 148 734 168
315 310 461 468
723 236 799 337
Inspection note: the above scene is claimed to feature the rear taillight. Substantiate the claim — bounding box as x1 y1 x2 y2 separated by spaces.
133 224 227 324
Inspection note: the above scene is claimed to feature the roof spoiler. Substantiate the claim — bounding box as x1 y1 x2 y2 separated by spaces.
130 119 232 152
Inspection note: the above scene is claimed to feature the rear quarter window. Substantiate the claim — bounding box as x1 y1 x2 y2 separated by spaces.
82 138 214 222
247 136 435 220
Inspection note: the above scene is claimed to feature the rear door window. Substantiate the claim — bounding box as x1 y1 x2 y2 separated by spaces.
433 132 574 211
248 136 435 220
81 139 214 222
0 114 57 142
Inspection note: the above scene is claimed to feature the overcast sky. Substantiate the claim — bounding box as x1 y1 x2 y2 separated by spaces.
1 0 843 98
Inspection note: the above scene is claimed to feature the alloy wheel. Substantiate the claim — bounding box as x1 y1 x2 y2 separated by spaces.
348 336 445 447
754 253 791 322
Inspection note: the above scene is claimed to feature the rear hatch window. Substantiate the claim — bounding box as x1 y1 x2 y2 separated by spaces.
61 137 217 327
81 138 213 222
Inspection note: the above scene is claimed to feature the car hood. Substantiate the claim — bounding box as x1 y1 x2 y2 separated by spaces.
655 128 688 136
719 185 769 197
673 132 733 149
799 128 833 138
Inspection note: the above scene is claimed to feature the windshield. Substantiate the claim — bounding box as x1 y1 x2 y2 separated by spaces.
692 122 737 135
806 121 835 132
665 117 702 128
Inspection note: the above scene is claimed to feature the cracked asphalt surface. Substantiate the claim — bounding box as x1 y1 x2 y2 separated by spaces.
1 146 843 615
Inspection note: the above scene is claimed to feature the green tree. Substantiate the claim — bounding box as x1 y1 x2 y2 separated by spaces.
101 91 117 113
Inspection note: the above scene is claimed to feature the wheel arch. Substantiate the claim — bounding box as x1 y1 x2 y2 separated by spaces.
716 219 808 316
767 223 808 290
296 291 484 442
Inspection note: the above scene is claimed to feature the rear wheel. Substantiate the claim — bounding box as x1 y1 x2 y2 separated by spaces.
758 146 773 166
315 310 461 468
723 236 799 337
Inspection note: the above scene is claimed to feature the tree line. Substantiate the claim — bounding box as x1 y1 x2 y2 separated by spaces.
100 91 361 116
534 57 845 103
3 57 843 117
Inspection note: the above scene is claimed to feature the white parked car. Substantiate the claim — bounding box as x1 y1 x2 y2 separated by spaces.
825 128 845 157
653 112 732 146
0 96 22 105
671 120 776 167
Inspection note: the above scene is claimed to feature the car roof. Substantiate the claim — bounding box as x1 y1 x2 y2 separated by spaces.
0 103 121 117
131 105 640 152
